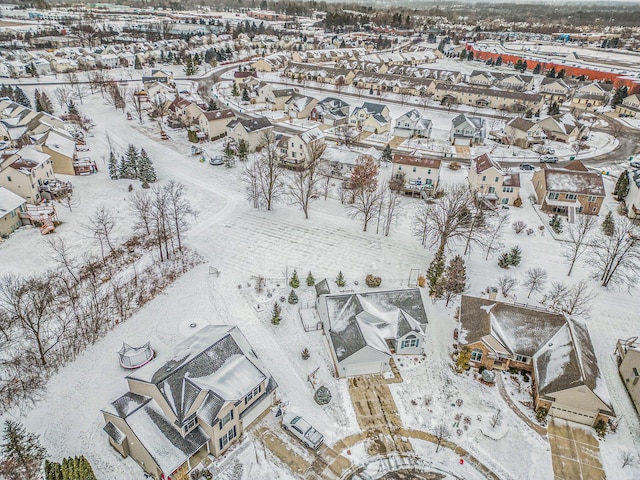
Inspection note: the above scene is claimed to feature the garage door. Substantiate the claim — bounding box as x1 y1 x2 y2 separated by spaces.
345 362 385 377
550 404 596 425
241 394 272 429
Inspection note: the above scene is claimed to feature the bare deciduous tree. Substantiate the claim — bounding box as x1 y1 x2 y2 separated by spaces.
490 410 503 428
589 217 640 288
165 180 196 251
380 182 402 236
434 421 451 453
58 192 79 212
88 69 110 97
347 184 383 232
523 268 548 298
254 130 285 211
48 237 79 284
87 205 116 262
105 80 126 111
563 279 596 317
335 125 360 148
497 275 517 297
129 190 153 236
288 140 326 219
482 211 509 260
543 282 569 312
65 72 89 105
243 161 261 209
620 449 637 468
127 88 146 124
563 214 597 276
53 87 74 110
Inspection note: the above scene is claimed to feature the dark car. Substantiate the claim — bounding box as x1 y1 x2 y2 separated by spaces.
519 163 536 171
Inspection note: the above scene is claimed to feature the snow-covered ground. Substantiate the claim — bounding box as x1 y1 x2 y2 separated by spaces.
1 83 640 480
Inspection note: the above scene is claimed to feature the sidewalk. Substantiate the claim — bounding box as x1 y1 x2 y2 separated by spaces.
496 374 548 437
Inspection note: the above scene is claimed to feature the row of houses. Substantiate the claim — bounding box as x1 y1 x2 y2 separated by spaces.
501 112 589 148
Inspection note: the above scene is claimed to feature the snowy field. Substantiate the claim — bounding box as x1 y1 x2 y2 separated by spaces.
1 82 640 480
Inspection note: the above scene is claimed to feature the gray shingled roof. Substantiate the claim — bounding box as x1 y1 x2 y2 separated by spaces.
103 422 125 444
228 117 272 133
106 392 150 418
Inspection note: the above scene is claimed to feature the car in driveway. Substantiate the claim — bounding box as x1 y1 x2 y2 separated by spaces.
539 155 559 163
630 160 640 169
519 163 536 171
209 156 224 165
282 412 324 449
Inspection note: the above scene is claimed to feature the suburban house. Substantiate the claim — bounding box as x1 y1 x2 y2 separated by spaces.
31 58 51 76
571 82 611 110
458 295 615 426
539 78 571 103
391 153 441 196
315 283 428 377
0 146 55 204
623 169 640 219
325 146 379 178
468 71 534 91
277 127 325 165
310 97 350 126
233 70 257 85
468 154 521 206
0 186 25 237
532 160 605 216
251 52 290 72
504 118 547 149
393 109 433 138
266 88 295 111
49 57 77 73
32 128 90 176
96 53 119 69
284 94 318 120
615 338 640 414
284 63 356 86
537 113 588 143
615 94 640 118
197 109 236 141
141 68 175 86
450 114 486 146
226 117 273 152
349 102 391 134
102 325 277 480
434 84 543 113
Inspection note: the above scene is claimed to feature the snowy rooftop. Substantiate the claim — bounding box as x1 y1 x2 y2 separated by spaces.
0 186 25 215
543 165 605 196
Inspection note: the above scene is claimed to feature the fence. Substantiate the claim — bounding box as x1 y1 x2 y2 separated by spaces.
299 304 323 332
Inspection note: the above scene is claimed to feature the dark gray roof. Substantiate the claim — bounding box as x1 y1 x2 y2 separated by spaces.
361 102 386 115
103 422 125 444
228 117 272 133
452 113 485 129
320 97 349 109
315 278 331 297
272 88 295 97
107 392 150 418
197 391 225 426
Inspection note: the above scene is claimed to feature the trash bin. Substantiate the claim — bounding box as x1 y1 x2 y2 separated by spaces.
488 287 498 300
570 156 575 160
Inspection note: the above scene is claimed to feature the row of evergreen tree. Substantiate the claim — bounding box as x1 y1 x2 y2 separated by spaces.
34 89 54 114
0 84 31 109
44 456 96 480
108 144 157 186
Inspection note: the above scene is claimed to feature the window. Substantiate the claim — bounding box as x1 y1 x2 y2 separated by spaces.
245 385 261 404
565 194 577 200
515 355 528 363
427 169 431 175
633 368 639 377
482 175 486 181
412 167 416 172
398 165 402 170
219 426 237 450
183 416 197 433
503 187 514 193
495 177 499 182
588 195 596 202
488 186 495 194
470 349 483 362
548 192 559 200
6 176 10 182
219 410 234 429
401 335 419 349
592 207 597 212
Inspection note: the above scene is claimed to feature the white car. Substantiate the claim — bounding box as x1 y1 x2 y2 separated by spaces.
281 412 324 449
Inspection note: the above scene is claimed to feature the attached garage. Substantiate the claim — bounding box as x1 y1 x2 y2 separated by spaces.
550 405 597 426
345 361 387 377
241 392 273 429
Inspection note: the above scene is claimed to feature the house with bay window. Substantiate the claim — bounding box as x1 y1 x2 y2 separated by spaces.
467 154 520 206
102 325 277 480
315 283 428 378
458 296 615 426
532 160 604 216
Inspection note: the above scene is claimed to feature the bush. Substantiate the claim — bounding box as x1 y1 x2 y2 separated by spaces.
417 275 426 287
306 271 315 286
456 346 471 373
448 161 461 170
365 274 382 287
513 197 523 207
478 365 486 374
512 220 527 234
508 246 522 266
522 372 530 382
498 252 511 269
536 407 548 422
549 214 563 234
336 271 345 287
594 419 608 437
301 347 310 360
288 289 298 305
289 269 300 289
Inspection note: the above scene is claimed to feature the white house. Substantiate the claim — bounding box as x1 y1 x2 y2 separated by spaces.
450 114 486 146
277 127 325 165
393 109 432 138
226 117 273 152
31 58 51 76
392 153 441 195
315 283 428 378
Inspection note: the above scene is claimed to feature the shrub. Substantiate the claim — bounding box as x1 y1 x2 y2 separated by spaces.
365 274 382 287
478 365 486 374
549 214 563 234
512 220 527 234
417 274 426 287
522 372 530 382
456 346 471 373
306 271 315 286
513 197 523 207
301 347 310 360
448 161 461 170
289 269 300 289
536 407 548 422
288 289 298 305
336 271 345 287
508 246 522 266
594 419 608 437
498 252 511 269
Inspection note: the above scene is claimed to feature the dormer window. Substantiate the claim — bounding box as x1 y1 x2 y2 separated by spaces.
245 385 261 404
183 416 197 433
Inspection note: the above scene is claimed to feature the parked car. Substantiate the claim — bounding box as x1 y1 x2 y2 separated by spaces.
209 156 224 166
282 412 324 449
519 163 536 171
630 160 640 169
539 155 559 163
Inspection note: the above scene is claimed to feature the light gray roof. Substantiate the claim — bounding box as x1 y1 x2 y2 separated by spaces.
315 278 331 297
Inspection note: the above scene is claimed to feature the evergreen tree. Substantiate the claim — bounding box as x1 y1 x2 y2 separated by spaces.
231 82 240 97
335 271 345 287
12 86 31 108
207 99 218 111
39 91 54 114
237 139 248 162
306 271 314 286
108 151 119 180
498 252 511 269
614 170 630 200
557 69 566 79
1 420 47 480
521 60 528 72
271 302 281 325
34 89 42 112
120 144 139 179
67 99 78 115
546 67 556 78
223 141 235 166
443 255 466 306
134 55 142 70
547 101 560 115
514 59 523 71
288 289 298 304
381 144 393 163
183 55 197 76
495 56 502 66
289 269 300 288
426 250 445 298
508 246 522 266
242 88 250 102
533 63 541 74
137 149 157 183
601 211 615 236
549 214 563 233
611 85 629 107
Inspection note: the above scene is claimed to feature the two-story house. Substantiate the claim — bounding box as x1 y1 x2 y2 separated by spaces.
0 186 25 236
459 295 615 426
284 94 318 120
468 154 521 206
504 118 547 149
197 109 236 141
539 78 571 103
623 169 640 219
266 88 295 111
349 102 391 134
537 113 588 144
615 94 640 118
615 338 640 414
310 97 350 127
571 82 612 110
226 117 273 152
102 325 277 480
532 160 605 216
450 114 486 146
391 153 441 195
0 146 54 204
393 109 433 138
277 127 325 165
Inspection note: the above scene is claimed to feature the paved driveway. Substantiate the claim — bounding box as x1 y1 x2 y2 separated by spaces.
548 419 605 480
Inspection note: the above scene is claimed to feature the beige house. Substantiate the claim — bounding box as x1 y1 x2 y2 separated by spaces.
226 117 273 152
532 160 605 216
102 325 277 480
49 57 78 73
615 94 640 118
349 102 391 134
459 296 615 426
32 129 78 176
571 82 611 110
504 118 546 149
0 146 54 204
251 52 290 72
615 338 640 414
539 78 571 103
284 94 318 120
277 127 325 165
623 170 640 219
537 113 588 143
266 88 295 111
197 109 236 141
0 186 25 236
468 154 520 206
434 84 544 113
391 153 441 196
